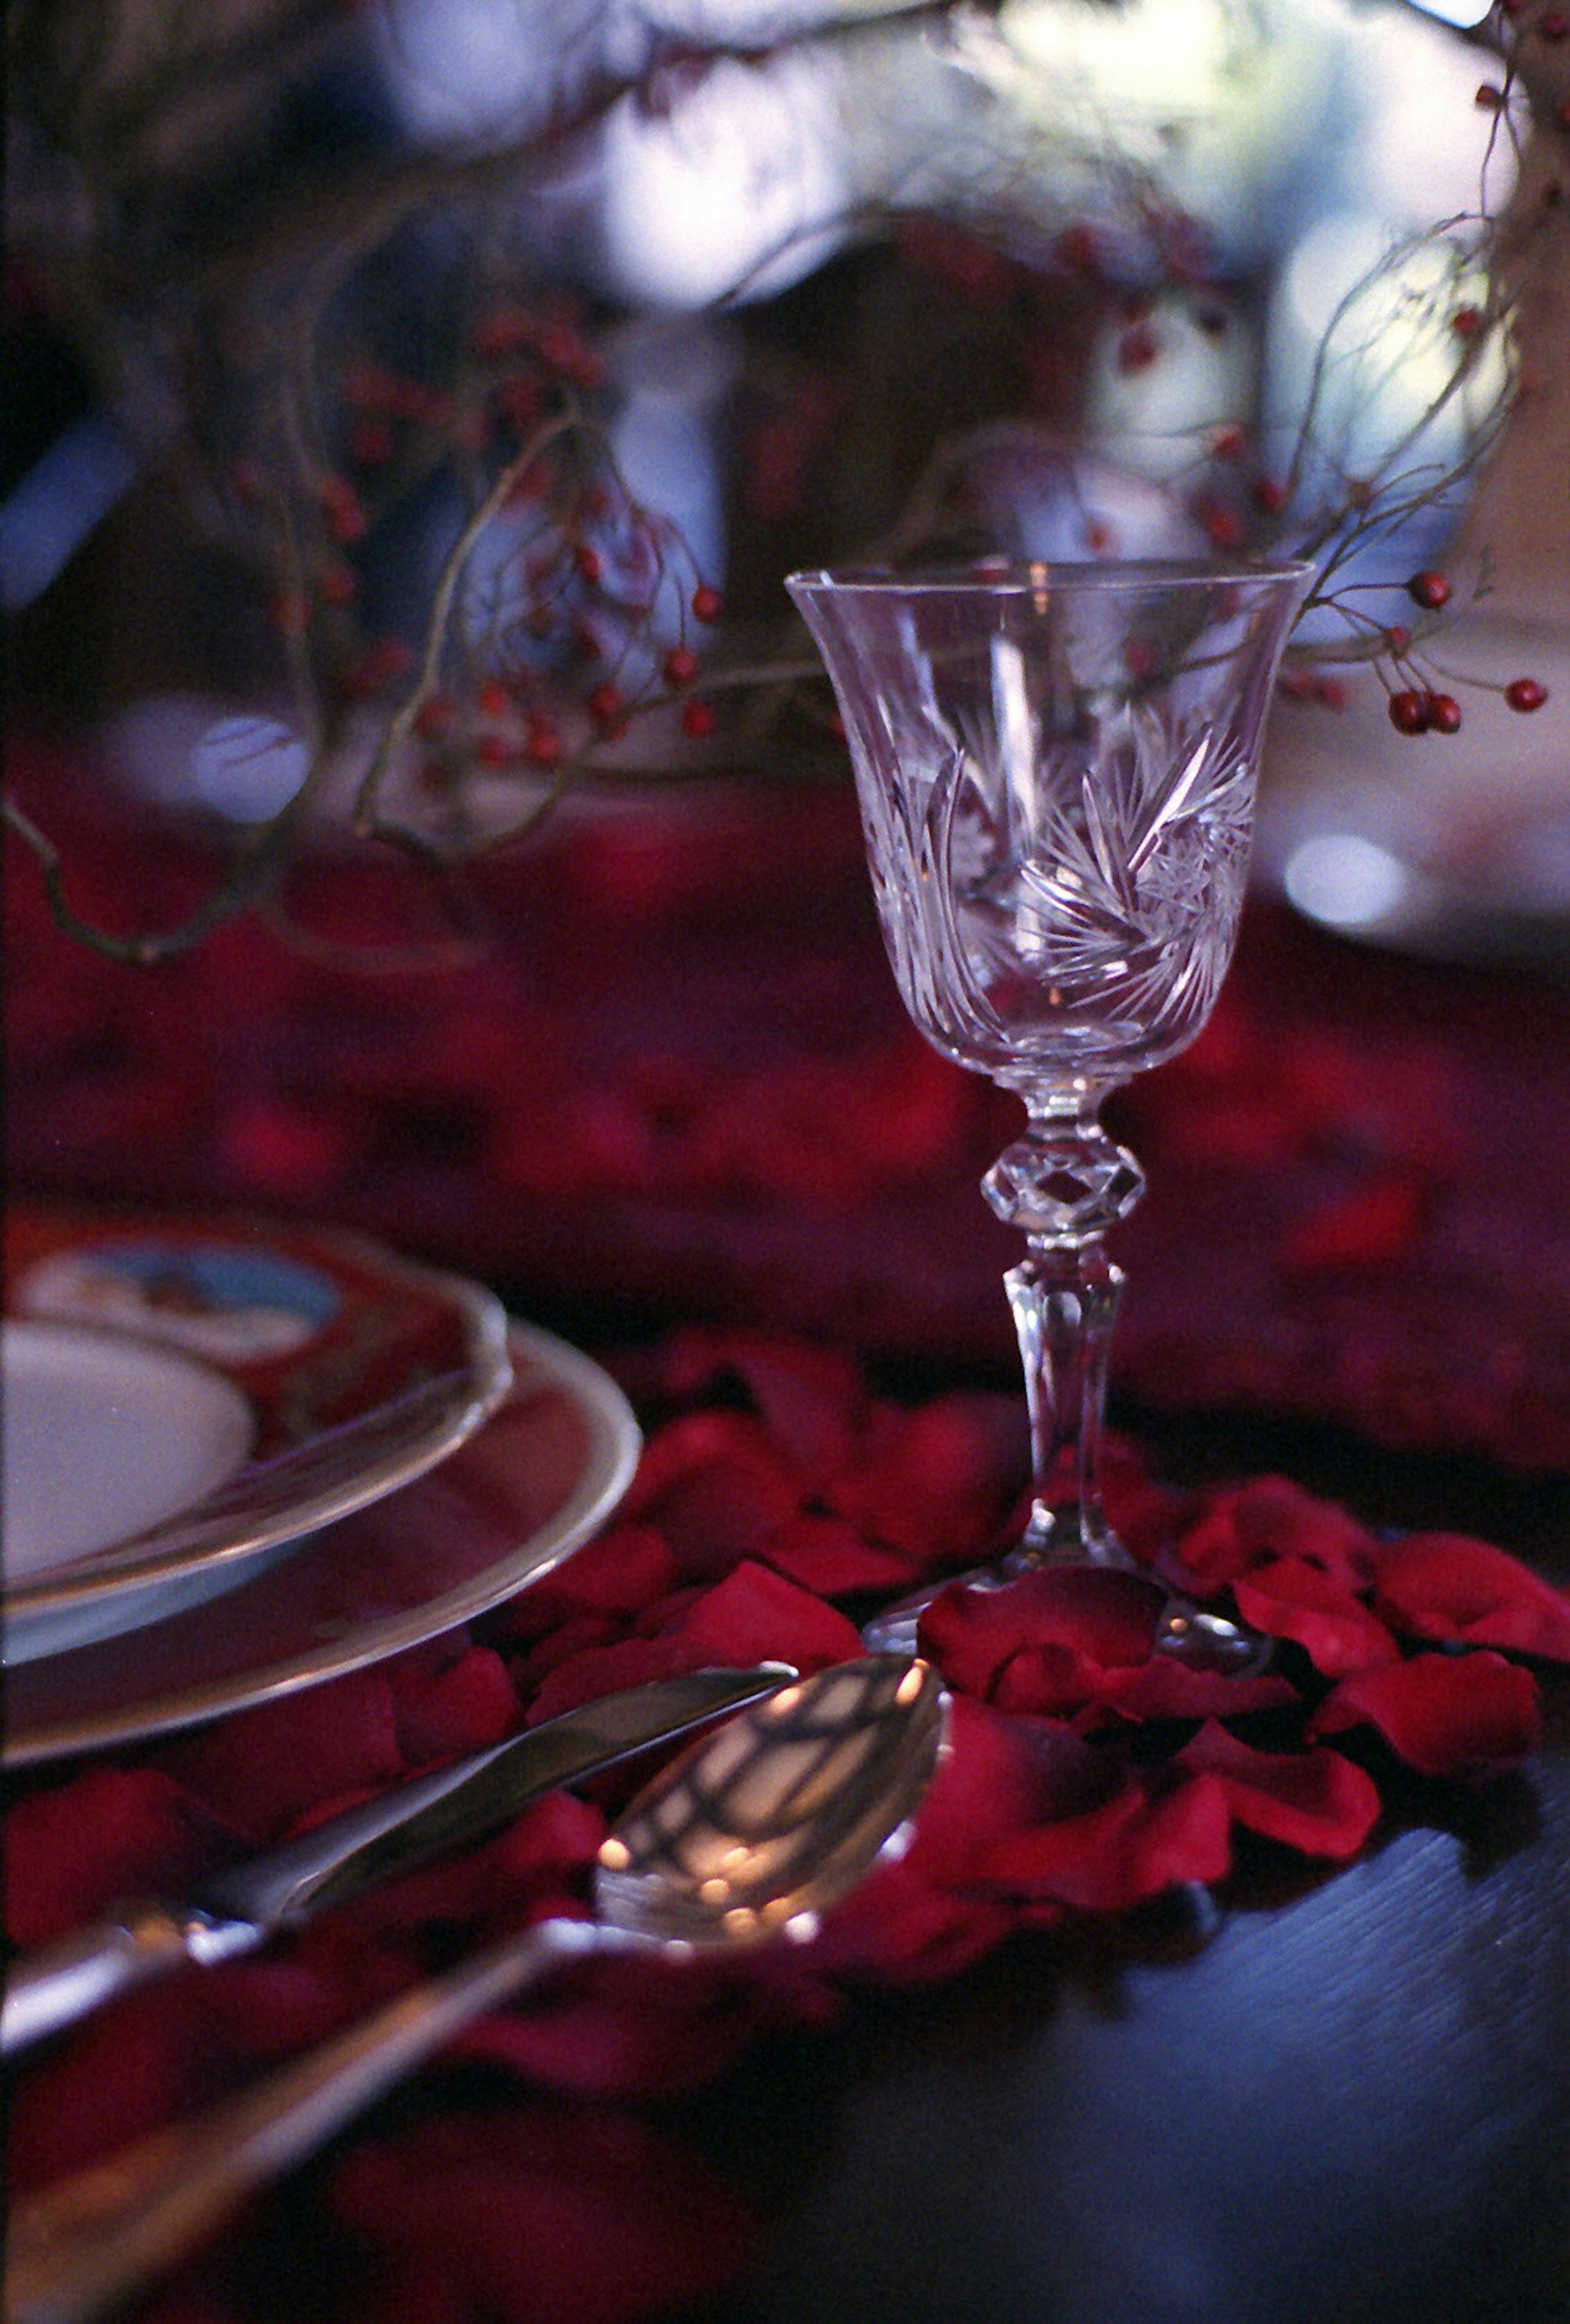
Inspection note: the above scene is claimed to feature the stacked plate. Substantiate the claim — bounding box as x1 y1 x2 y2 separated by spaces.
2 1204 641 1766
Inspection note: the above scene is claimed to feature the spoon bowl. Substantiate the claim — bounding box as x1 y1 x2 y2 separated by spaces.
597 1654 947 1951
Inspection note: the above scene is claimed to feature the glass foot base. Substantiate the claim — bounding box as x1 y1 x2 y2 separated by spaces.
860 1560 1272 1675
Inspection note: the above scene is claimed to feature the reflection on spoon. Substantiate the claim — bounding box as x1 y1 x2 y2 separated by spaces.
8 1655 948 2324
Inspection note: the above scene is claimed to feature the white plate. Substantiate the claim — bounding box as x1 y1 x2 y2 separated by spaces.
3 1206 514 1664
4 1320 256 1581
3 1324 641 1764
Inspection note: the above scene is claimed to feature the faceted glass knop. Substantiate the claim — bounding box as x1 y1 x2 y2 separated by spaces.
982 1123 1146 1244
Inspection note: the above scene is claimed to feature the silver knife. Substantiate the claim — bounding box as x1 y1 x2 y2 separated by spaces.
2 1663 796 2058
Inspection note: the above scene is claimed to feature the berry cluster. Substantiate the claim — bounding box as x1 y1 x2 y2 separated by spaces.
1376 572 1549 737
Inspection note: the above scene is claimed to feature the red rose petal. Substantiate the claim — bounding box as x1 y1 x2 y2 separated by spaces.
452 1953 775 2098
1312 1650 1542 1776
388 1645 519 1765
1177 1721 1382 1857
825 1393 1027 1568
981 1768 1235 1912
523 1634 735 1726
329 2102 759 2324
1097 1658 1298 1723
158 1667 404 1841
1279 1170 1426 1273
6 1979 212 2188
758 1511 917 1596
652 1558 863 1667
783 1856 1018 1985
523 1566 859 1725
4 1768 233 1947
495 1525 679 1641
1370 1533 1570 1663
1171 1476 1378 1593
1232 1556 1402 1676
660 1329 864 1482
918 1566 1164 1707
906 1696 1128 1882
340 1792 603 1938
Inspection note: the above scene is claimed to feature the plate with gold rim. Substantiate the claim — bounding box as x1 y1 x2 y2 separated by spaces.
2 1203 514 1665
2 1322 640 1764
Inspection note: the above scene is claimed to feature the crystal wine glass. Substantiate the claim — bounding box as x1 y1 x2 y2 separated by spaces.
787 559 1313 1661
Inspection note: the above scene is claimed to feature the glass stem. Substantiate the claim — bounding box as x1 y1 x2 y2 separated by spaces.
1007 1238 1128 1569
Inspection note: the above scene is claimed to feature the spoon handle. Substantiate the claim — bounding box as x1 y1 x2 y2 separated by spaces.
6 1915 609 2324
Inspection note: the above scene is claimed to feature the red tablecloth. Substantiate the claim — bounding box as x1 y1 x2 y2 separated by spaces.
9 733 1570 1469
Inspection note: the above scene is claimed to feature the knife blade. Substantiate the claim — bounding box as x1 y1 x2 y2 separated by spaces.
2 1663 796 2058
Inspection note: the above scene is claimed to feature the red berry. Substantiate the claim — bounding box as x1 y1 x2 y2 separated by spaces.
1386 624 1411 653
318 476 368 545
680 698 717 739
414 695 456 740
269 592 309 638
1199 502 1245 551
1252 476 1288 515
525 717 562 767
1407 570 1451 610
471 305 532 359
1116 322 1159 374
318 561 357 606
1451 306 1484 341
1212 424 1249 460
1425 691 1462 733
691 585 724 623
477 680 511 718
1313 675 1349 710
1475 81 1504 107
1388 689 1430 735
348 419 395 467
1540 7 1567 37
662 645 701 687
587 681 624 726
1504 677 1548 712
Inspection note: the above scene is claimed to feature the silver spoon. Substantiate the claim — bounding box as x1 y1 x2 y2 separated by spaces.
7 1655 947 2324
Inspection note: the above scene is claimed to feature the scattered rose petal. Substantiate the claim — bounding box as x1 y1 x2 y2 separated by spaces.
3 1768 234 1947
1370 1533 1570 1663
1312 1650 1542 1776
1170 1476 1379 1594
918 1566 1164 1708
1097 1658 1298 1723
757 1511 917 1596
156 1668 404 1841
388 1644 519 1764
1232 1556 1402 1676
659 1330 865 1482
981 1768 1236 1912
328 2102 760 2324
825 1393 1027 1569
1177 1721 1382 1856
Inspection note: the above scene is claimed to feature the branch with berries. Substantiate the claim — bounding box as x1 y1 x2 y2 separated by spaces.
2 0 1564 961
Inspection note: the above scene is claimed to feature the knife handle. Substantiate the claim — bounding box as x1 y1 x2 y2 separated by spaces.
3 1907 257 2057
6 1915 609 2324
